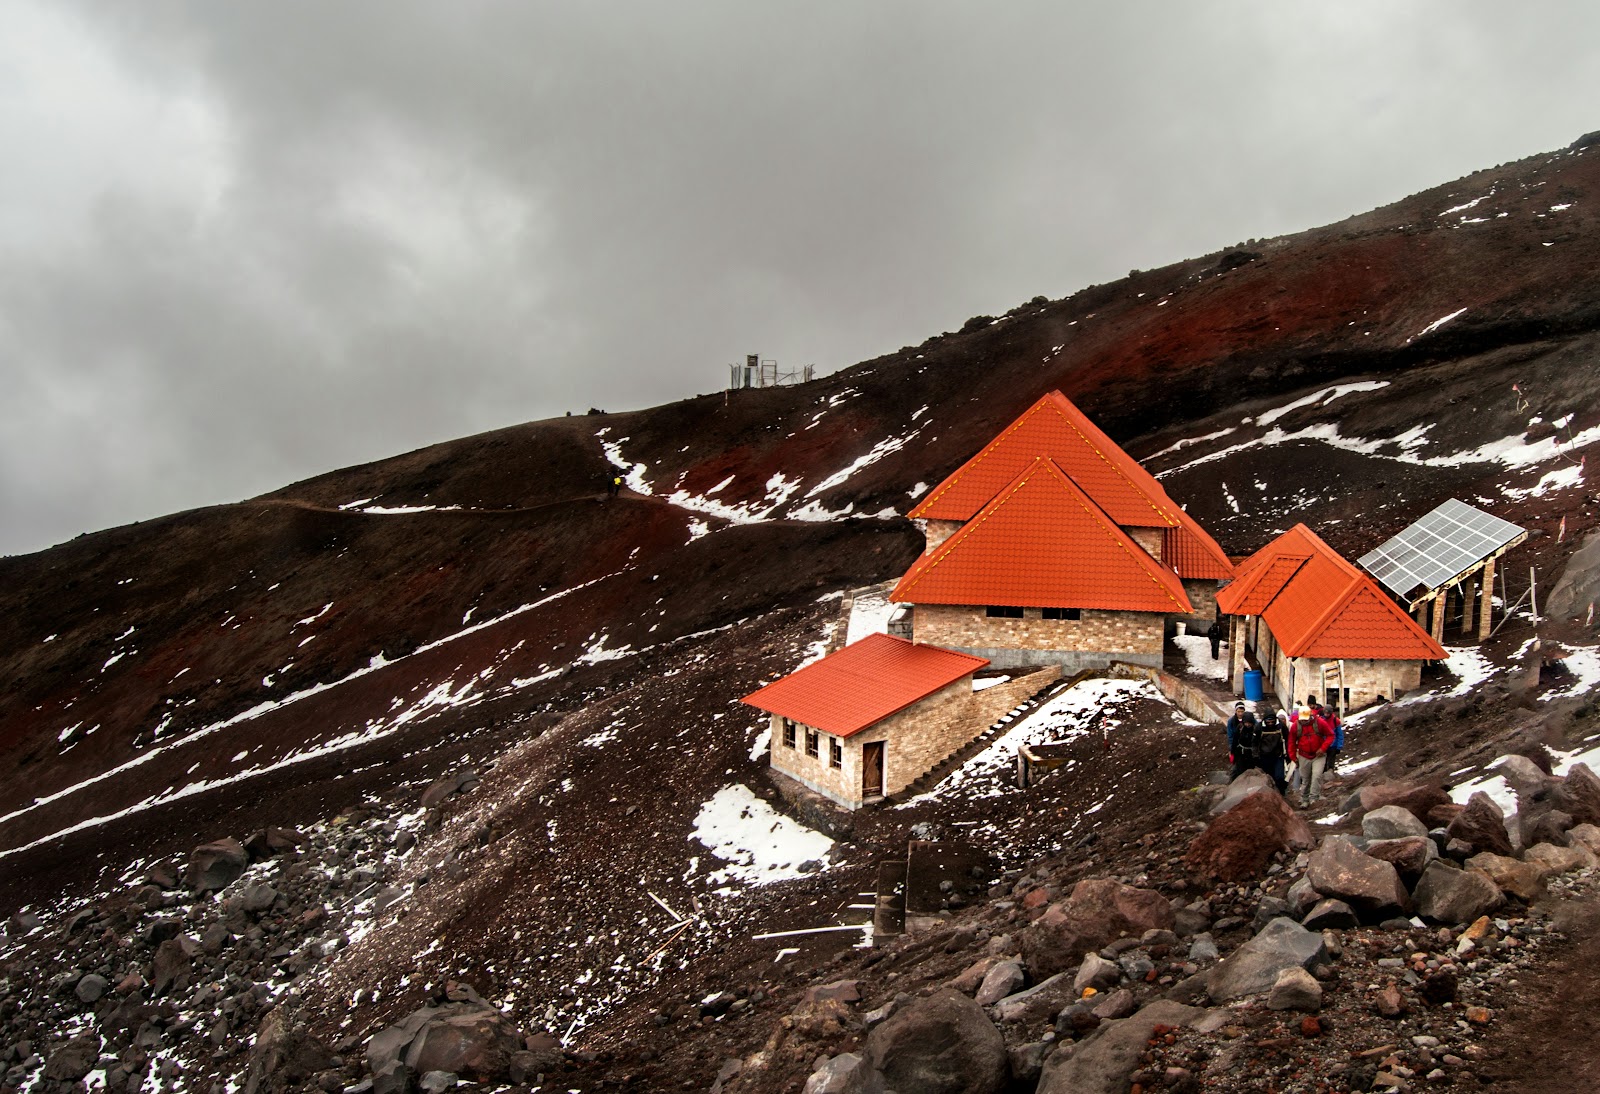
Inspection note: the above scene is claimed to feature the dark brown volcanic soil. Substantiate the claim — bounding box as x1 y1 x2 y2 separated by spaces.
6 138 1600 1092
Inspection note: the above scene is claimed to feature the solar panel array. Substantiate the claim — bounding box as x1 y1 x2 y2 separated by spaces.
1358 498 1525 601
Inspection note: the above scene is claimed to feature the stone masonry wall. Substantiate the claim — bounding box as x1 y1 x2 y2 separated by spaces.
911 603 1164 671
1125 526 1164 560
922 519 962 554
768 666 1060 808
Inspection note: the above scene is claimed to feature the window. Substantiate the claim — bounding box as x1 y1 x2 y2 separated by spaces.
805 730 819 758
782 718 796 749
1043 607 1081 621
985 605 1024 618
830 740 843 769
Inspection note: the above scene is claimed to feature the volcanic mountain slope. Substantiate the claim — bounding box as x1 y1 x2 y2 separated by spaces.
4 137 1600 1091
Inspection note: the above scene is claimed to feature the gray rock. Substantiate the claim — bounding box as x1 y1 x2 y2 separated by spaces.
1266 967 1323 1012
865 990 1007 1094
991 972 1073 1024
1285 876 1321 919
1210 769 1278 815
1073 953 1121 994
974 960 1025 1006
241 884 278 914
1039 1000 1206 1094
75 974 109 1004
1090 988 1137 1020
1301 899 1359 931
1363 805 1430 841
189 838 248 893
1208 918 1327 1002
1413 862 1504 924
1008 1043 1046 1087
1186 934 1219 963
803 1053 885 1094
418 1072 458 1093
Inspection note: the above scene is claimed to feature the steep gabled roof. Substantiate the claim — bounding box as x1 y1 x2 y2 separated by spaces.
741 633 988 738
1218 524 1446 661
909 391 1232 580
1217 554 1311 616
890 457 1193 614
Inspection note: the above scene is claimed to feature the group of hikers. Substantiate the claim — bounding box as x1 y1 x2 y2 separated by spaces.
1224 695 1344 808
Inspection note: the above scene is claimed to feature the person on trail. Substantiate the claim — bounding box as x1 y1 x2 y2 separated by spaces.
1324 702 1345 772
1225 702 1248 764
1289 701 1336 807
607 473 623 498
1229 710 1261 781
1207 617 1223 661
1256 703 1289 795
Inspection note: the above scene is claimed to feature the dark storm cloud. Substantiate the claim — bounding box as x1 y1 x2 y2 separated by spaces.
4 1 1599 554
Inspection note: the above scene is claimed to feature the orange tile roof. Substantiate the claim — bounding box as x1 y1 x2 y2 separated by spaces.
1217 524 1446 660
741 633 989 738
909 391 1232 580
890 457 1193 614
1218 554 1310 616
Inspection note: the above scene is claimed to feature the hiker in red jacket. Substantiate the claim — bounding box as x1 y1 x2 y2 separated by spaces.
1289 701 1336 807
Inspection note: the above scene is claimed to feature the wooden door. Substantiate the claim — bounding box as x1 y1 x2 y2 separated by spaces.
863 742 885 798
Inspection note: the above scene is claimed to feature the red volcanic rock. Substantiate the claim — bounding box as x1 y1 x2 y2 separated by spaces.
1186 790 1315 882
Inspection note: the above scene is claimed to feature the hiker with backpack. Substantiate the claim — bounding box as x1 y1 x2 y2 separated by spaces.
1289 700 1337 807
1255 702 1289 795
1227 704 1261 781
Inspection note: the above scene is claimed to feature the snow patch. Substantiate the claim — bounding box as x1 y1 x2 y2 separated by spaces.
690 785 833 889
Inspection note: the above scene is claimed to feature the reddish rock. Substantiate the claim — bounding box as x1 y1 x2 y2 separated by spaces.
1305 837 1408 919
1426 803 1465 827
1019 880 1173 978
1021 887 1053 911
1375 983 1406 1018
188 838 248 894
1359 782 1452 825
1299 1016 1323 1038
1364 836 1437 881
1446 793 1515 857
1185 790 1315 883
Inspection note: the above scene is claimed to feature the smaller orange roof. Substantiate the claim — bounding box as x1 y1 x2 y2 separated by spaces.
891 457 1193 614
1218 525 1446 661
742 633 988 738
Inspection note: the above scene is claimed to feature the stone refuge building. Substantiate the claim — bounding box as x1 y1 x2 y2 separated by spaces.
1217 523 1447 711
742 633 1057 809
892 390 1235 671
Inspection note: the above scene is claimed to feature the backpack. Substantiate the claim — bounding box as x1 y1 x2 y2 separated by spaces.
1257 713 1285 759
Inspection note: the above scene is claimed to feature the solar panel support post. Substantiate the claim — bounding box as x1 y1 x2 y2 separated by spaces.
1462 573 1478 632
1430 590 1447 645
1478 557 1496 640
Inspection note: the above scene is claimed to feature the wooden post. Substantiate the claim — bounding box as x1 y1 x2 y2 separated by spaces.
1431 590 1447 644
1414 602 1428 626
1462 574 1478 636
1478 557 1496 639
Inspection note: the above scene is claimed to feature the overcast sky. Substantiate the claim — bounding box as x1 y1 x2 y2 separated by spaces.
3 2 1598 556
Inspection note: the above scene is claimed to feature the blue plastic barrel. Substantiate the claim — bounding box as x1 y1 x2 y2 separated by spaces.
1243 670 1265 702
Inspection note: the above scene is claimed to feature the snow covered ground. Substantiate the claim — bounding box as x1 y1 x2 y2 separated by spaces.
688 784 833 891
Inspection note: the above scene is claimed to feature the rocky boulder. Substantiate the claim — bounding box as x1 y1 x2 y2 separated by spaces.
189 837 249 893
803 1054 885 1094
242 1008 337 1094
1447 793 1515 857
368 999 526 1093
864 990 1007 1094
1207 918 1327 1002
1552 764 1600 827
1186 789 1315 882
1359 782 1452 825
1466 853 1549 901
1362 805 1430 841
1038 999 1206 1094
1569 823 1600 856
1210 769 1278 815
1524 841 1597 875
973 961 1025 1006
1019 880 1172 978
44 1033 101 1083
1364 836 1438 881
1305 836 1408 919
1412 861 1504 924
1267 966 1323 1012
